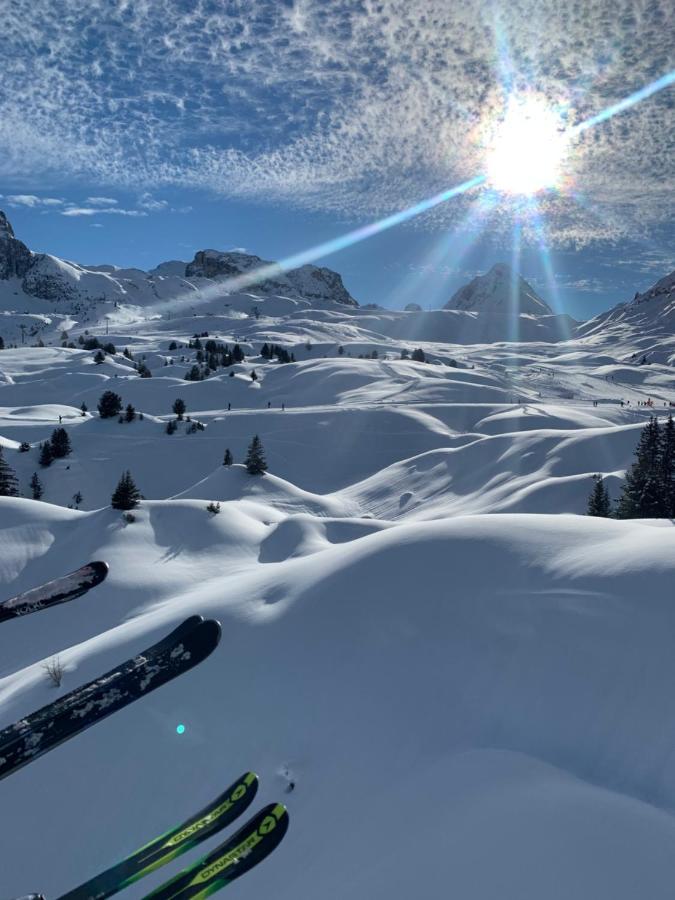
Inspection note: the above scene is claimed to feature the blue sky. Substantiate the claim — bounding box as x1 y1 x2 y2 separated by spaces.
1 0 673 320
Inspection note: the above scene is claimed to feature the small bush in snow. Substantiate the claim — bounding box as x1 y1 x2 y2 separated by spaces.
206 501 221 515
42 656 64 687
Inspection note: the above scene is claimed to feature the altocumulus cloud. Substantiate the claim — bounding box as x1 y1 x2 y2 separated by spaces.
1 0 673 246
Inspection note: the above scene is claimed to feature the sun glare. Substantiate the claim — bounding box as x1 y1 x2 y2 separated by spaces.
486 95 569 196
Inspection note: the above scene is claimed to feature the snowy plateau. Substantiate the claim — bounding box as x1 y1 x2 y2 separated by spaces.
3 210 675 898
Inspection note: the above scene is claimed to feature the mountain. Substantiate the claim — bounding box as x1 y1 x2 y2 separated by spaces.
185 249 357 306
445 263 553 316
579 268 675 337
0 211 358 309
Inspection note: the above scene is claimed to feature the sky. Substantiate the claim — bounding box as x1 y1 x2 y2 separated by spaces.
1 0 674 320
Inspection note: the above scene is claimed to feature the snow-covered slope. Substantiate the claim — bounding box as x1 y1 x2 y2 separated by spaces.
4 505 675 899
4 227 675 897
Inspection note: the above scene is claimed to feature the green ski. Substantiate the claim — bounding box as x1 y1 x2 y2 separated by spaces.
57 773 259 900
143 803 289 900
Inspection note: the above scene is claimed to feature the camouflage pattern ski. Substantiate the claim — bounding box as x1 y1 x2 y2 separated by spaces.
0 561 109 624
144 804 289 900
58 772 259 900
0 617 221 782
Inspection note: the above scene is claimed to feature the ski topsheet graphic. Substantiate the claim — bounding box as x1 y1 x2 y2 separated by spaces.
144 803 290 900
0 617 221 782
58 772 259 900
0 561 109 623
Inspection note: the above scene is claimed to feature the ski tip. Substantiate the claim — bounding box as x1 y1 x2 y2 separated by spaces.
90 560 110 580
202 618 223 647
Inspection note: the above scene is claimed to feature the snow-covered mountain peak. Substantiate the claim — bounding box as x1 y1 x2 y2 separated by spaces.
445 263 553 316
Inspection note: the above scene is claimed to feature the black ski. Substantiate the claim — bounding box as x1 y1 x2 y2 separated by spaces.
0 617 221 782
0 561 109 624
0 616 205 754
58 772 259 900
144 804 289 900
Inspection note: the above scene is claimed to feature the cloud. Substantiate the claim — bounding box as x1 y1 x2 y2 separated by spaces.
138 192 169 211
85 196 118 206
0 0 672 247
61 207 147 217
6 194 64 207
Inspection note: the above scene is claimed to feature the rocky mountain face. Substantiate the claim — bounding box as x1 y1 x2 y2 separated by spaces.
186 249 358 306
0 211 359 308
0 211 32 280
445 263 553 316
577 268 675 337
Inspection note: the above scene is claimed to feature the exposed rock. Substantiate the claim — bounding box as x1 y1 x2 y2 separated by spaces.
186 249 358 306
0 210 33 280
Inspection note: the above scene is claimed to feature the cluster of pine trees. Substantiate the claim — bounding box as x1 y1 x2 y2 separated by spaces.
588 415 675 518
260 343 294 364
39 427 72 467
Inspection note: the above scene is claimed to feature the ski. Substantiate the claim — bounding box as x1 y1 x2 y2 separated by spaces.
0 615 205 754
143 804 289 900
0 617 221 782
0 561 109 624
58 772 259 900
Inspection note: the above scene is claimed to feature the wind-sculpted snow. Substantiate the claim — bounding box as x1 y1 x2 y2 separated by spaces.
3 506 675 897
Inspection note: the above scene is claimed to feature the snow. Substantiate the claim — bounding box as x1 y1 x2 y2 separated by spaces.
3 241 675 897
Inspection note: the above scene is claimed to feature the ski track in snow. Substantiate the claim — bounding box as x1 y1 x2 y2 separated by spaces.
2 292 675 897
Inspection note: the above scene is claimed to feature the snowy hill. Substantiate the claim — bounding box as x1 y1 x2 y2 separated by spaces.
4 222 675 897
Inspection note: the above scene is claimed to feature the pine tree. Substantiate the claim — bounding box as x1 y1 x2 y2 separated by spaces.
411 347 426 362
223 448 233 466
124 403 136 422
80 401 88 416
50 427 72 458
94 349 105 364
173 398 186 420
250 369 258 381
98 390 123 419
0 446 19 496
39 441 54 467
587 474 610 516
245 435 267 475
111 471 141 510
660 413 675 516
30 472 43 500
616 417 665 518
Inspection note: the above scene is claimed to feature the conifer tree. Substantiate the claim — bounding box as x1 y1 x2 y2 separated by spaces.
587 474 611 517
124 403 136 422
98 390 123 419
0 446 19 496
172 398 186 420
223 448 233 466
244 435 267 475
50 427 72 458
616 417 664 518
39 441 54 467
30 472 43 500
659 413 675 516
111 471 141 510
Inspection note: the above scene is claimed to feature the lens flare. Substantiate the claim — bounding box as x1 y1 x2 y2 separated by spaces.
486 94 569 196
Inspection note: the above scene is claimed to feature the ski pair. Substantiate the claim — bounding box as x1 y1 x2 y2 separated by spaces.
22 782 289 900
0 616 221 781
57 771 287 899
0 562 109 624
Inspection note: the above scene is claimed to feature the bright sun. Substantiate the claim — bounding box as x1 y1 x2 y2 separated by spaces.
486 95 569 196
